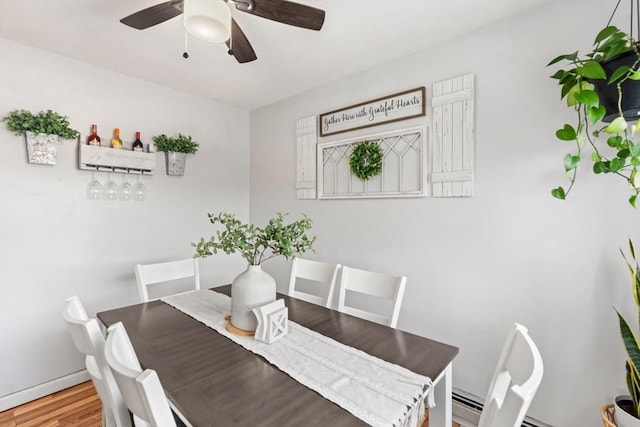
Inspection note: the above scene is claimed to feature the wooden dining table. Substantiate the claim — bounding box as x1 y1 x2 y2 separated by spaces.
97 285 458 427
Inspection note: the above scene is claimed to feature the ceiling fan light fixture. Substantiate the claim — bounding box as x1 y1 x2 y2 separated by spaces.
183 0 231 44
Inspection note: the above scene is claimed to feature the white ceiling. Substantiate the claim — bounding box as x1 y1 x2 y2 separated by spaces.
0 0 548 110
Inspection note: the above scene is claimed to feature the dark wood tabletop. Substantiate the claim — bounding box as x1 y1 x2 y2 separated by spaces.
97 285 458 427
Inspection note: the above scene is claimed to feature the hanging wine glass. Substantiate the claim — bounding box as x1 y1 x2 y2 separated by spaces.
87 171 102 200
120 176 133 201
135 174 146 201
105 173 118 201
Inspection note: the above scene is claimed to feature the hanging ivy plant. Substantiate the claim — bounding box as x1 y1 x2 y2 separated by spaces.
349 141 383 180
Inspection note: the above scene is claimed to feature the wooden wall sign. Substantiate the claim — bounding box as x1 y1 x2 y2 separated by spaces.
319 87 425 137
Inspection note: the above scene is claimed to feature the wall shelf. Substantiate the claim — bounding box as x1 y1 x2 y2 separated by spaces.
78 143 156 174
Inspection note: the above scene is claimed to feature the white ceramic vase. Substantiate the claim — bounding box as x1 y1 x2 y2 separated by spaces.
616 396 640 427
230 264 276 332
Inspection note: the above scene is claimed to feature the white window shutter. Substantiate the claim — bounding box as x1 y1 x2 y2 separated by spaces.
431 73 475 197
296 116 317 199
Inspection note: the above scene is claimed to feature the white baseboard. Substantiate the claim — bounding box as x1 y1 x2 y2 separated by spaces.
0 370 89 412
452 388 552 427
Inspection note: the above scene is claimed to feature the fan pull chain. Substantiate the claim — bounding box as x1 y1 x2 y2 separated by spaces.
183 31 189 59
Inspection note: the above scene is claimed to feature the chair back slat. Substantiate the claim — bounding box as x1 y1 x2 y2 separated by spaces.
337 266 407 328
135 258 200 302
288 257 341 308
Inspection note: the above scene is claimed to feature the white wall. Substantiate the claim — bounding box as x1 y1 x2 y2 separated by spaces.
250 3 639 426
0 38 250 403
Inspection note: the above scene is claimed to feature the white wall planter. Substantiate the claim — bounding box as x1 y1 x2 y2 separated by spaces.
165 151 187 176
26 131 59 165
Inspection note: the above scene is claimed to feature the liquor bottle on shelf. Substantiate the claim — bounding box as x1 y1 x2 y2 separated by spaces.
87 124 101 146
132 131 143 152
110 127 123 149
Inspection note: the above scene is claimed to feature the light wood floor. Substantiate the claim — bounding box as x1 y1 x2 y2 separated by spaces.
0 382 101 427
0 381 461 427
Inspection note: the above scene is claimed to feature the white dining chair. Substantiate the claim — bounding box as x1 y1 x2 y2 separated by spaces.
135 258 200 302
287 257 341 308
62 296 131 427
477 323 544 427
105 322 177 427
337 266 406 328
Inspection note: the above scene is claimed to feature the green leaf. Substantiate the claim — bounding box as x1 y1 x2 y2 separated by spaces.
632 144 640 157
629 69 640 80
587 105 607 123
556 124 577 141
610 65 631 84
604 117 629 133
610 157 626 171
630 195 638 208
564 153 580 171
566 81 594 105
617 311 640 385
551 187 566 199
594 161 609 173
603 41 631 61
618 148 631 158
594 26 620 43
633 170 640 187
574 90 600 107
577 61 606 79
550 70 566 80
561 80 577 100
608 135 624 147
547 51 578 67
560 80 595 107
559 72 577 85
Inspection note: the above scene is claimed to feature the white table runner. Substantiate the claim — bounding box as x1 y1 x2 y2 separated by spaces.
161 290 433 427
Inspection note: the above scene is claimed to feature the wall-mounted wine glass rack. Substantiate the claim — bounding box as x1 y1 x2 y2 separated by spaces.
78 143 156 174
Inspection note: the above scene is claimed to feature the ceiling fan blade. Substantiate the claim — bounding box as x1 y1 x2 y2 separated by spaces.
120 0 184 30
225 19 257 63
241 0 325 31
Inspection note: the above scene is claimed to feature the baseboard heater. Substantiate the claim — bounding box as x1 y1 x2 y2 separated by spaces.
452 388 552 427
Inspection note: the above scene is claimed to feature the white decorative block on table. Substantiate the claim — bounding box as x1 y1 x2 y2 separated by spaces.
253 299 288 344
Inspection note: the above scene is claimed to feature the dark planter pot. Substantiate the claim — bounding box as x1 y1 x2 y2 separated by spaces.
591 47 640 123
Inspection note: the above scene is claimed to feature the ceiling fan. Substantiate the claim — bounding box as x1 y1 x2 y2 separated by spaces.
120 0 325 63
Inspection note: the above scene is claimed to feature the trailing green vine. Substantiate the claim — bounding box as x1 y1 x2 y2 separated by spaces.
547 25 640 207
349 141 383 180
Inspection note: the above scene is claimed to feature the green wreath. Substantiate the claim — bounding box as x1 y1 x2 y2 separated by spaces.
349 141 383 180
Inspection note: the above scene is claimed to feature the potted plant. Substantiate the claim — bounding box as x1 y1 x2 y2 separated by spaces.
3 109 79 165
549 21 640 425
617 238 640 426
152 133 199 176
193 212 315 332
547 25 640 207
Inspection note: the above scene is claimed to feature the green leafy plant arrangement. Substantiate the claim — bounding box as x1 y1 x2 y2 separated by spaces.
152 133 199 154
619 237 640 419
3 109 79 139
349 141 383 180
193 212 316 266
547 25 640 207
